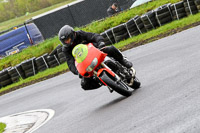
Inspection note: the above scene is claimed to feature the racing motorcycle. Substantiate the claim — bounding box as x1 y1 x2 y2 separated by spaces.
72 43 141 97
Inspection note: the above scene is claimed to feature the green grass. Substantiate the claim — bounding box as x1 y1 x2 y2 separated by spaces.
1 0 200 94
0 123 6 133
114 13 200 49
77 0 182 33
0 0 74 32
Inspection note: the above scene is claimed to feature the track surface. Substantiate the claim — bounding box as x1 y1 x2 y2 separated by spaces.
0 26 200 133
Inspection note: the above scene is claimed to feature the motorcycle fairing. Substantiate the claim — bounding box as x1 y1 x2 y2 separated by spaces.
74 43 107 77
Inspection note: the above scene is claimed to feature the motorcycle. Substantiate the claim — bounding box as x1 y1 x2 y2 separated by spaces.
72 43 141 97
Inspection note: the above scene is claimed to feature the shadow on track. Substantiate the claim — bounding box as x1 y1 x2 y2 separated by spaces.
94 96 127 111
93 89 140 113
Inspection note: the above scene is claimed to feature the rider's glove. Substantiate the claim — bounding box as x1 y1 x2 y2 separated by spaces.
98 42 106 49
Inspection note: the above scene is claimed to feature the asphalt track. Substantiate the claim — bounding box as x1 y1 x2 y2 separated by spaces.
0 25 200 133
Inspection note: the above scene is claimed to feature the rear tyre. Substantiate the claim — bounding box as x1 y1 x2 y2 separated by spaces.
131 77 141 89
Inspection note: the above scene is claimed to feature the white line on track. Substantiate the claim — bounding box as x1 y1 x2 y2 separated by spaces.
0 109 55 133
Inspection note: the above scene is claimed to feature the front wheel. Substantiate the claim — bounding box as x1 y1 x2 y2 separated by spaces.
100 71 133 97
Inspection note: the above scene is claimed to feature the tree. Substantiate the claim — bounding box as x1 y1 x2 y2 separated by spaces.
0 0 68 23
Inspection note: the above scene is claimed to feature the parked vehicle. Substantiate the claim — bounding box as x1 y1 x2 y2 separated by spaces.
72 43 141 97
0 23 44 58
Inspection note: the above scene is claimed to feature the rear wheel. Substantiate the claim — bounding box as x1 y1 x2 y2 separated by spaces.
130 77 141 89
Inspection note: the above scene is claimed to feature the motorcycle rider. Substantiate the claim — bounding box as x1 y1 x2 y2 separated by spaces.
58 25 133 90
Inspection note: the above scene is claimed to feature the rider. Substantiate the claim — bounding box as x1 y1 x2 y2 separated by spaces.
58 25 133 90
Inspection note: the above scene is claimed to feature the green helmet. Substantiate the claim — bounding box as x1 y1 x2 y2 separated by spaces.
72 44 88 63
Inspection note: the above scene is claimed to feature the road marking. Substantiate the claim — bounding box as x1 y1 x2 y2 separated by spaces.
0 109 55 133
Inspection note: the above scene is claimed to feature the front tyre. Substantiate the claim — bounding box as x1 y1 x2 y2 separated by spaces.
100 71 133 97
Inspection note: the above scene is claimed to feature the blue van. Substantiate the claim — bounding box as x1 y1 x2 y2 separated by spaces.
0 23 44 58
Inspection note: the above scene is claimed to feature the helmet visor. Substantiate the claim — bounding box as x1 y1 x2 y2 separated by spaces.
61 33 74 46
63 37 71 45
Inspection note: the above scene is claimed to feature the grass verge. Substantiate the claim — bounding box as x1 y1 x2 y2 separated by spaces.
0 123 6 133
115 13 200 49
77 0 182 33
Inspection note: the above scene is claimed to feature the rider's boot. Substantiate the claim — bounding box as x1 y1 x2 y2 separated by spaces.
101 45 133 68
119 57 133 68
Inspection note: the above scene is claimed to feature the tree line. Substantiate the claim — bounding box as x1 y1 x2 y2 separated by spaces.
0 0 67 23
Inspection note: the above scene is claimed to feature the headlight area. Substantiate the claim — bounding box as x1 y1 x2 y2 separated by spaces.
86 58 98 72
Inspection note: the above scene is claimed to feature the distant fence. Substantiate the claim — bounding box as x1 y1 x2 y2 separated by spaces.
28 0 134 39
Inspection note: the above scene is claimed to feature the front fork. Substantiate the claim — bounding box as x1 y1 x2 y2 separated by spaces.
101 62 121 82
93 63 121 93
